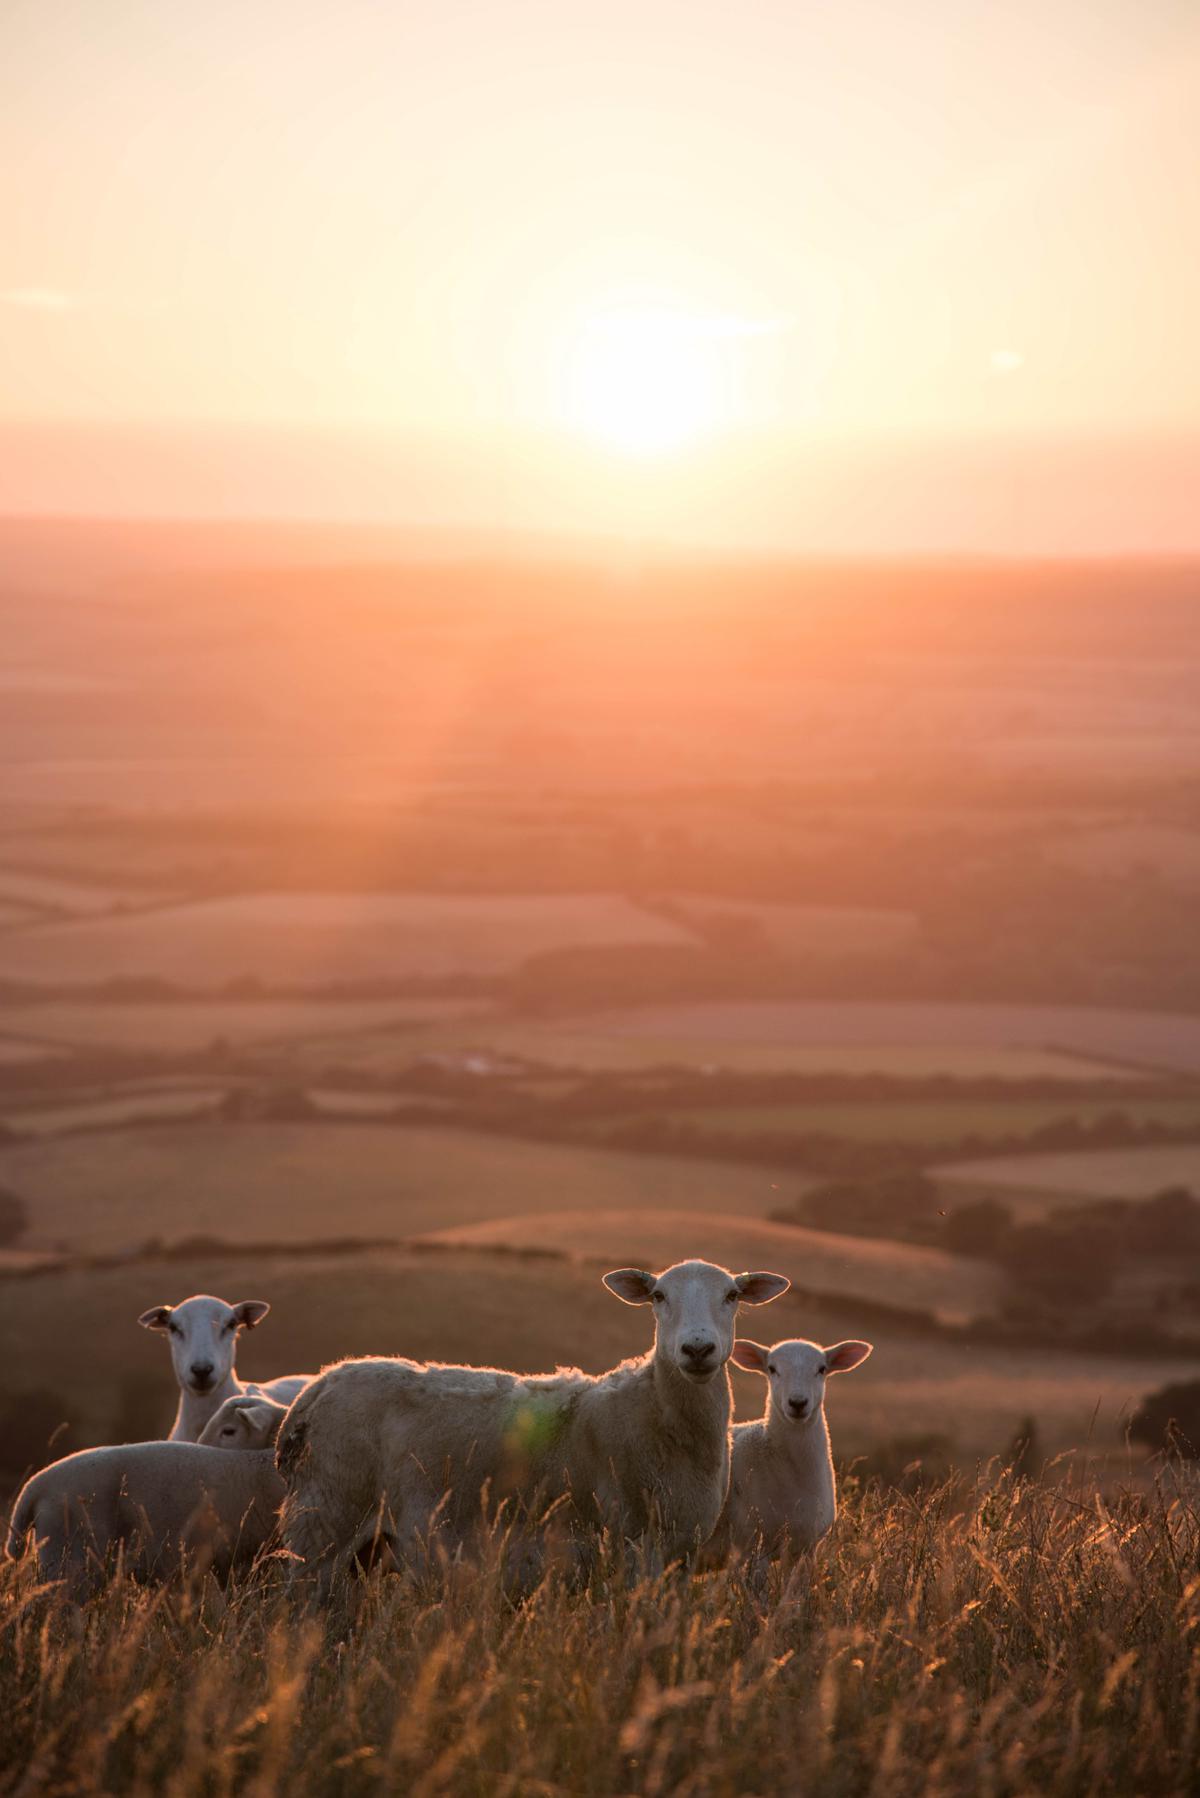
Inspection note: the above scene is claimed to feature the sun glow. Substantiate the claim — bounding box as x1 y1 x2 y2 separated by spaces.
559 305 740 456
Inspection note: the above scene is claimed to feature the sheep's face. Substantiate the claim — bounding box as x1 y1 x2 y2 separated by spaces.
198 1395 286 1449
732 1337 873 1424
138 1293 270 1397
603 1260 790 1384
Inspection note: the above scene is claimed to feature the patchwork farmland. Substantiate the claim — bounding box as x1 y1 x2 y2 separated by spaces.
3 541 1200 1503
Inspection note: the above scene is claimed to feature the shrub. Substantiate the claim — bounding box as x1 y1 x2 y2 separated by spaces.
781 1170 941 1241
1130 1379 1200 1456
219 1084 317 1123
0 1186 27 1248
941 1198 1014 1257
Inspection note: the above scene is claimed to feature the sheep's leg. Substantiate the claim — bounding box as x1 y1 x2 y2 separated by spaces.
278 1482 365 1613
282 1543 337 1612
48 1534 103 1603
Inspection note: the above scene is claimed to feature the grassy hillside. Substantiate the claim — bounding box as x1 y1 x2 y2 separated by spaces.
938 1143 1200 1212
609 1097 1200 1145
0 996 488 1054
574 1001 1200 1076
285 1006 1179 1081
4 1469 1199 1795
0 893 696 987
426 1208 1004 1322
0 1121 802 1255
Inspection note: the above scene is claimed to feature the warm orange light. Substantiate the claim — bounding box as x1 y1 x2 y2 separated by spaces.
559 305 736 456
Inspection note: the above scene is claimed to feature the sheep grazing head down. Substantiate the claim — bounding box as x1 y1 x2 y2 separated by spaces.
198 1393 287 1449
138 1294 270 1397
603 1259 790 1384
731 1336 873 1422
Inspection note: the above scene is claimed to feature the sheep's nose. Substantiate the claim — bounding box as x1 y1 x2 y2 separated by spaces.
787 1397 810 1419
190 1362 215 1383
681 1340 717 1365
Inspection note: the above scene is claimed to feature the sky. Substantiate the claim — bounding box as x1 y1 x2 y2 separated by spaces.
1 0 1197 549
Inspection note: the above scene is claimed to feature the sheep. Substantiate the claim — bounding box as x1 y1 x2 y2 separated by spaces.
713 1336 873 1557
197 1392 289 1450
138 1293 312 1441
5 1438 286 1597
275 1258 789 1593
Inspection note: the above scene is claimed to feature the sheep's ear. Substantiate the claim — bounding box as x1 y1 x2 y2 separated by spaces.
138 1305 173 1331
825 1340 872 1374
232 1300 270 1330
735 1272 790 1305
731 1340 769 1375
603 1268 656 1305
241 1402 284 1441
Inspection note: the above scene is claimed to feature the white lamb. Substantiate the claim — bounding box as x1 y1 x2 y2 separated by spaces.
275 1259 789 1591
197 1393 289 1449
5 1438 286 1596
715 1336 873 1557
138 1293 312 1441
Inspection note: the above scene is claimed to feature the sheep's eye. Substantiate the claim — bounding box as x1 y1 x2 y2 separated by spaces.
223 1320 236 1333
167 1322 180 1336
724 1290 739 1304
650 1290 665 1304
818 1365 827 1376
768 1364 777 1376
221 1426 236 1437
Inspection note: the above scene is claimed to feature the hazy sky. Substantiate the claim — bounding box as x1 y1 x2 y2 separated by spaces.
2 0 1197 545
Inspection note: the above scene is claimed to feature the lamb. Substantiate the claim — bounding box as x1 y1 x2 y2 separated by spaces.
275 1259 789 1592
714 1336 873 1557
138 1293 312 1441
5 1438 286 1596
197 1392 289 1449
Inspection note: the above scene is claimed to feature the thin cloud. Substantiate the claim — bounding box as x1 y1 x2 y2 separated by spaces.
990 348 1024 375
2 287 78 312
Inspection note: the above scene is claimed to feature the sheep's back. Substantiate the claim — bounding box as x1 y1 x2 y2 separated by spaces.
8 1443 284 1580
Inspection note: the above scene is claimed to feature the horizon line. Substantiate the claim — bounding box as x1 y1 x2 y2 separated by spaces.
2 511 1199 570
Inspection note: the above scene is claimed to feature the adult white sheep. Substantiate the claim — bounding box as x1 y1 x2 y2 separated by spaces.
275 1258 789 1592
138 1294 312 1441
5 1438 286 1597
714 1335 872 1557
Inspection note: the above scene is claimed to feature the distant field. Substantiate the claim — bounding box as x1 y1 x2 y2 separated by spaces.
837 1330 1194 1462
644 1097 1200 1144
574 1001 1200 1073
660 895 919 957
0 892 698 988
2 1078 520 1137
0 1120 801 1254
424 1207 1005 1323
0 901 42 929
0 830 275 886
0 1247 1186 1460
0 869 171 914
938 1143 1200 1211
307 1088 409 1117
14 992 1196 1080
1050 823 1200 887
0 996 492 1053
291 1019 1134 1082
0 1038 62 1065
0 1087 225 1137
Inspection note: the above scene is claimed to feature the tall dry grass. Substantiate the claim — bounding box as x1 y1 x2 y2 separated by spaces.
3 1463 1199 1795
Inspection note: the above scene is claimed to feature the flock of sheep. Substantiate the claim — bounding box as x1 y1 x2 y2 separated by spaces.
5 1260 872 1599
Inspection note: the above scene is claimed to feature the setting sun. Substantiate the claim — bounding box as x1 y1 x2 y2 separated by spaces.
559 305 738 456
